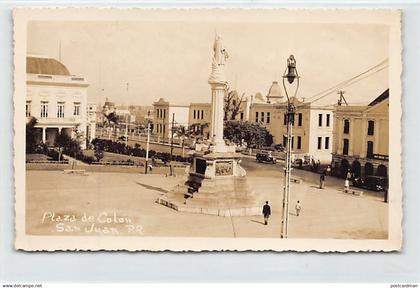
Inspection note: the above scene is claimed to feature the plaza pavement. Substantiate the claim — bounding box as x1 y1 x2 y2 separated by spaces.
26 162 388 239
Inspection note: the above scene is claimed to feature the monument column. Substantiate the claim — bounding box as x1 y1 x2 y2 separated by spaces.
210 82 227 150
208 34 229 153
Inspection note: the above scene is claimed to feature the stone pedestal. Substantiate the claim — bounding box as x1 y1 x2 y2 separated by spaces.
157 151 261 216
157 35 261 216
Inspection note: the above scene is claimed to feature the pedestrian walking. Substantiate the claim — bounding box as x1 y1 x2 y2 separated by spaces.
319 173 326 189
346 169 352 180
344 178 350 193
295 200 302 216
326 165 331 176
262 201 271 225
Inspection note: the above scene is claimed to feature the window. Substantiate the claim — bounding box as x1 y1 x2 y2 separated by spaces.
367 120 375 136
57 102 65 118
201 110 204 120
367 141 374 158
297 136 302 149
193 110 196 119
240 112 244 120
326 114 330 127
163 124 166 134
255 112 259 123
343 119 350 134
317 137 322 150
261 112 265 123
325 137 330 149
298 113 302 126
73 102 81 116
267 112 270 124
283 136 287 147
26 101 31 117
40 101 48 118
343 139 349 155
284 114 287 125
163 109 166 119
291 136 294 149
318 114 323 127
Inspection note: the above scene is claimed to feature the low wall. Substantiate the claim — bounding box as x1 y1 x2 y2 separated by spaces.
26 163 187 175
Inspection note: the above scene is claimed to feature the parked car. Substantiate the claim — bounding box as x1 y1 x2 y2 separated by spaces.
256 151 277 164
274 144 285 152
352 176 388 192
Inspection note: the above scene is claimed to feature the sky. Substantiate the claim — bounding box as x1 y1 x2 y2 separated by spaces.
27 20 389 107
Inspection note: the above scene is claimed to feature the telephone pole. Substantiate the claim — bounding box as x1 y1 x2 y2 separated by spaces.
125 82 129 147
145 113 151 174
170 113 175 176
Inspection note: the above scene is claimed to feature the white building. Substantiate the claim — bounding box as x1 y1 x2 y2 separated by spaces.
152 98 190 139
26 55 95 149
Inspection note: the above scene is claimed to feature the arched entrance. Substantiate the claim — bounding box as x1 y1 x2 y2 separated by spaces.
352 160 361 178
340 159 349 178
377 164 388 177
365 162 374 176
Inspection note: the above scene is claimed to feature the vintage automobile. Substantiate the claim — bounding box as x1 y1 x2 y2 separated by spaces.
256 151 277 164
274 144 285 152
352 176 388 192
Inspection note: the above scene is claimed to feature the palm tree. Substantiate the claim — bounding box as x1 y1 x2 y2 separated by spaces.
103 112 118 140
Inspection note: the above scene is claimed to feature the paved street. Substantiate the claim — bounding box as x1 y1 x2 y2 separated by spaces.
26 157 388 239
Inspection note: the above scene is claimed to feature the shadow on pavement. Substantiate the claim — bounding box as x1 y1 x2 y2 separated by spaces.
136 182 169 193
250 219 266 225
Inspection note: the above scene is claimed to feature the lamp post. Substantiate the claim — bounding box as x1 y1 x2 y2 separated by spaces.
281 55 299 239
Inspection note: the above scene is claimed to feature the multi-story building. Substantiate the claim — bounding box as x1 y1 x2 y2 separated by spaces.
248 81 334 164
152 98 189 139
332 89 389 178
26 55 94 149
189 103 212 138
86 104 97 145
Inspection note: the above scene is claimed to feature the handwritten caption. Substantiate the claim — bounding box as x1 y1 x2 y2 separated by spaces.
41 211 144 235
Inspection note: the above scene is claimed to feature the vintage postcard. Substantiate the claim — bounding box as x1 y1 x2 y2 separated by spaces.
14 8 402 251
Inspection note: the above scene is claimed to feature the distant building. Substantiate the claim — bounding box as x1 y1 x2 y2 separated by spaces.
249 96 334 164
189 103 211 138
152 98 189 139
332 89 389 178
26 55 94 149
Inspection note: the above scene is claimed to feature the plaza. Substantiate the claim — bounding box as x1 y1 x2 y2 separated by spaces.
26 157 388 239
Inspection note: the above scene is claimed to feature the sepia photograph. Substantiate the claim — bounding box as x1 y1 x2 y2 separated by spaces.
13 8 402 251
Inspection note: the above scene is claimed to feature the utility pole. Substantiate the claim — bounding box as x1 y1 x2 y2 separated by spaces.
170 113 175 176
125 82 129 147
145 111 151 174
337 90 348 106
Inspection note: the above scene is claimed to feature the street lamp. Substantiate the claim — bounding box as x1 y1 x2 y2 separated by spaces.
281 55 300 239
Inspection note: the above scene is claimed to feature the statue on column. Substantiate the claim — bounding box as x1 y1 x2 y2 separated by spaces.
209 34 229 84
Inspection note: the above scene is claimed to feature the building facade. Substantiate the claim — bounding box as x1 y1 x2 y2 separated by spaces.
26 55 94 149
152 98 190 139
332 89 389 178
189 103 212 138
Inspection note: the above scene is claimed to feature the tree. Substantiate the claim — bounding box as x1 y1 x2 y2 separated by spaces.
94 143 104 162
26 117 40 153
103 111 118 140
224 89 246 121
224 120 273 149
55 131 81 156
